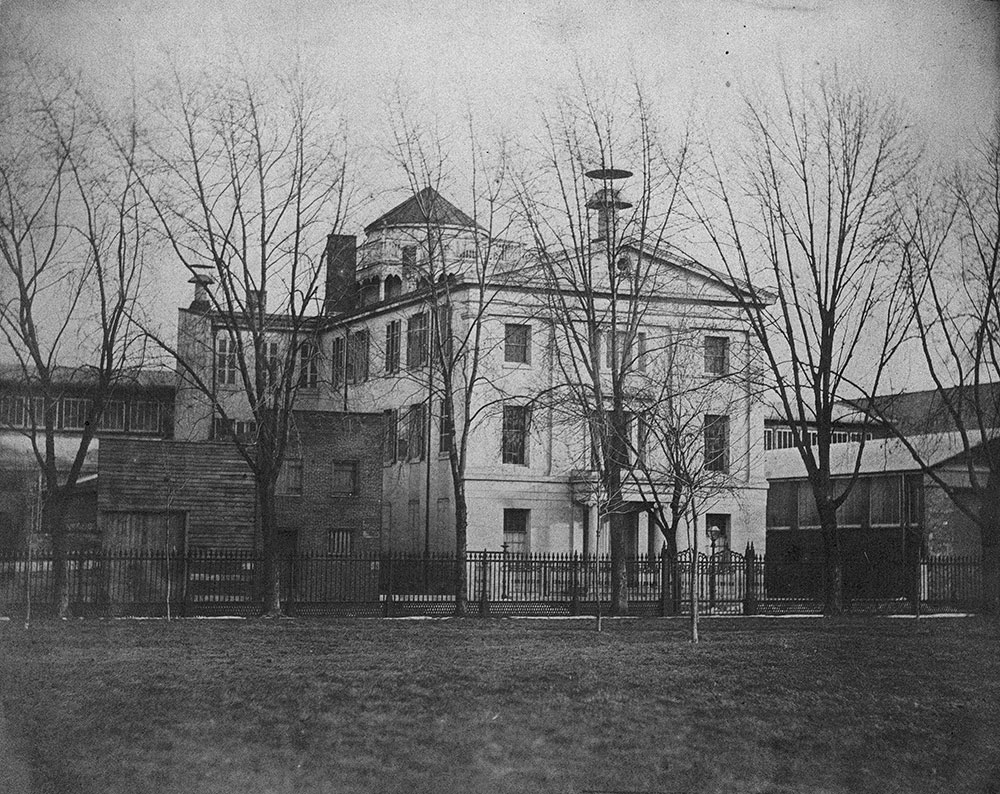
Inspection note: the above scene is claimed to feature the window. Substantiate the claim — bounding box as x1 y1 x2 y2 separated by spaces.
835 479 869 527
331 460 359 496
385 320 401 374
406 403 427 461
587 412 603 470
100 400 127 431
766 482 797 529
705 336 730 376
401 245 417 268
770 427 796 449
62 397 93 430
604 330 618 369
407 312 428 368
382 409 398 464
439 399 454 454
213 416 256 441
0 396 27 428
130 401 162 433
503 508 529 553
703 414 730 473
278 459 303 496
797 483 820 528
327 529 353 556
264 341 280 390
604 329 645 372
436 306 453 361
347 330 370 384
504 324 531 364
870 476 901 526
705 514 731 552
636 412 650 467
331 336 345 387
298 342 319 389
501 405 531 465
31 397 48 426
215 335 237 385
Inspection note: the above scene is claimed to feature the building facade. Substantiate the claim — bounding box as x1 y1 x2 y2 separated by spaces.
0 367 175 548
176 188 768 556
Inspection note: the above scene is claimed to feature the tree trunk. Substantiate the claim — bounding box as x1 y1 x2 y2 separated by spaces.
979 469 1000 616
44 492 72 619
453 486 468 616
819 505 844 616
259 479 283 618
690 510 699 643
609 509 629 615
666 511 682 613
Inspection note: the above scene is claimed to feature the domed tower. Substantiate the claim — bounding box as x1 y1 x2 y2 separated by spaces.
354 187 481 306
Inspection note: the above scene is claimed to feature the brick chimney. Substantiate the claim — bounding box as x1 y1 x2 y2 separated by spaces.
324 233 357 315
247 288 267 316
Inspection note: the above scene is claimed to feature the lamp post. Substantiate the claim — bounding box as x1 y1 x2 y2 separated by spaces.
707 525 722 613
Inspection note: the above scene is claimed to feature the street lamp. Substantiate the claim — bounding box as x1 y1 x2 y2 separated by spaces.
707 525 722 612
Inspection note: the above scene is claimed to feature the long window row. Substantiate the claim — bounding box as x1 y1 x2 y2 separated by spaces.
0 395 164 434
214 337 321 390
764 427 875 451
216 320 699 393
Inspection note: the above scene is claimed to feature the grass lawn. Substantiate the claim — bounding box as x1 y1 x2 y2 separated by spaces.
0 616 997 794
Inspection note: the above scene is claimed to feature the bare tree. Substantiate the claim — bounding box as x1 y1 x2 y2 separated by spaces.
376 105 524 614
517 82 692 615
0 55 150 616
123 63 353 616
863 127 1000 613
687 75 917 614
625 321 759 639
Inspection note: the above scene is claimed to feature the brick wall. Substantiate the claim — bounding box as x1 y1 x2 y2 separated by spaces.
923 480 982 556
278 411 383 554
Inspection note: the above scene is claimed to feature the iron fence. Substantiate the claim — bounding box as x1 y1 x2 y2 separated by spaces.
0 548 984 618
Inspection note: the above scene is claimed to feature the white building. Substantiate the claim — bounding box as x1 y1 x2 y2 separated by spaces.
174 187 769 556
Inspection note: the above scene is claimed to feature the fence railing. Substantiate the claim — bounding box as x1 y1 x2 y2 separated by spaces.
0 548 984 618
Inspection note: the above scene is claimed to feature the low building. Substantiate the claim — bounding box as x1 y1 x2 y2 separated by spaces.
765 431 989 597
0 367 175 549
95 410 383 554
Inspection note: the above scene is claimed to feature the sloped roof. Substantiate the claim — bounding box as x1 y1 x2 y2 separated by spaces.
0 364 174 390
364 187 479 234
852 382 1000 434
0 434 100 470
765 429 991 481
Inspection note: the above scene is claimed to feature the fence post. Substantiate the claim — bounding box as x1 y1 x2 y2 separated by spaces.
571 551 580 616
742 542 758 616
659 549 671 616
478 551 490 617
383 552 394 618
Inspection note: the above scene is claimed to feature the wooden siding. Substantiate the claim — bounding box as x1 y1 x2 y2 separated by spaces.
98 439 256 548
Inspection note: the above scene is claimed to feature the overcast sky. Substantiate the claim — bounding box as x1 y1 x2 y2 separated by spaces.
2 0 998 377
9 0 997 170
